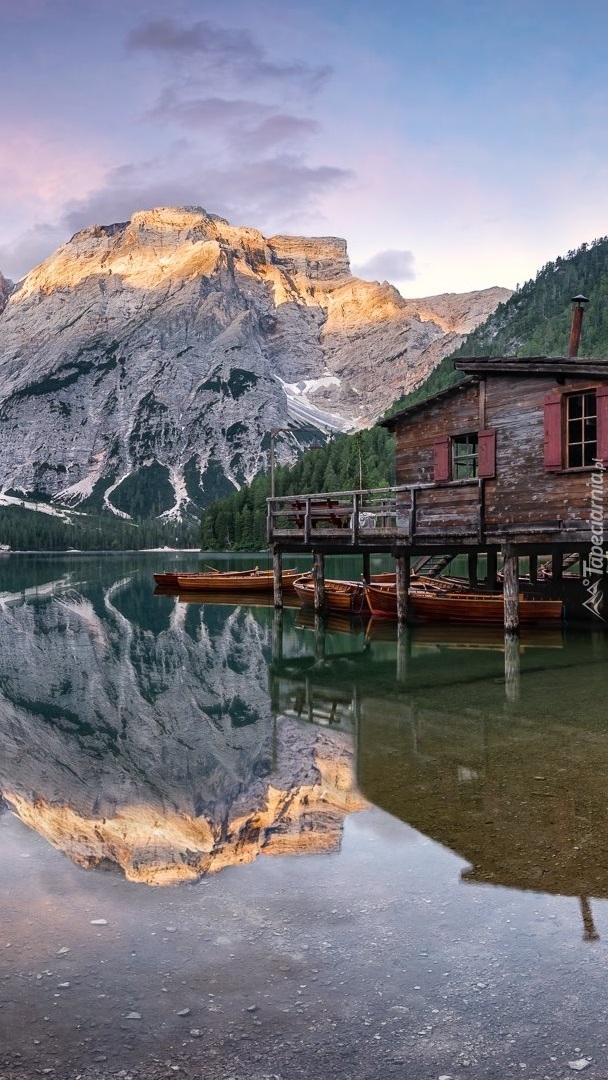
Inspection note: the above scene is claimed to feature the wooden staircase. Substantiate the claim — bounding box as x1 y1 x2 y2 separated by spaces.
538 552 581 578
411 553 460 578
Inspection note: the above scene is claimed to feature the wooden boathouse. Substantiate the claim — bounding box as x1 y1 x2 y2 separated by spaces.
267 352 608 629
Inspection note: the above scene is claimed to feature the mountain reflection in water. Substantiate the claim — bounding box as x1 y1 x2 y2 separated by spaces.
0 567 365 884
1 557 607 915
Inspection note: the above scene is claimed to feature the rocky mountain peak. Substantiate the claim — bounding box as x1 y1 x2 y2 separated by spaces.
0 206 510 521
268 234 351 282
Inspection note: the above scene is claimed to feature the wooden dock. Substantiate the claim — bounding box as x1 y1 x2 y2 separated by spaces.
267 482 604 629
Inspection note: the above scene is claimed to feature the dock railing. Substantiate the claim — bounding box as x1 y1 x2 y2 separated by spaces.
267 479 482 546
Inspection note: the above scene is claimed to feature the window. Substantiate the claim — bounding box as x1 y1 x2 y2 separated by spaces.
452 433 478 479
544 388 608 471
433 430 495 482
566 391 596 468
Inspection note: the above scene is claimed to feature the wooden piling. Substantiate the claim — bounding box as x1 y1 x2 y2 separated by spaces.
314 613 326 660
396 622 411 684
529 554 538 584
272 547 283 609
362 552 371 583
468 553 478 588
313 551 325 612
502 545 520 634
395 551 410 623
504 631 520 703
272 609 283 664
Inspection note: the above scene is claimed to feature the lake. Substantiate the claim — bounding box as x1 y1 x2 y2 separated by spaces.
1 553 607 1080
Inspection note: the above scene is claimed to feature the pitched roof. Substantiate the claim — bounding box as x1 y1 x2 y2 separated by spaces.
455 355 608 377
379 356 608 429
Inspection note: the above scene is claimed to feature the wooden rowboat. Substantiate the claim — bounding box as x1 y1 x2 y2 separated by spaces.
292 572 461 615
154 566 263 588
153 572 181 588
364 582 563 624
293 576 369 613
176 568 303 592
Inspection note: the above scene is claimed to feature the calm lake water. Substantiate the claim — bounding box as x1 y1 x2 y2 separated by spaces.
1 553 608 1080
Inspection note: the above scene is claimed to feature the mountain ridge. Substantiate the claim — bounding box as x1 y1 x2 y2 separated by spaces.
0 206 509 521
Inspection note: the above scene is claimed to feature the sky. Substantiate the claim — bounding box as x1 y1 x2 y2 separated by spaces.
2 0 608 298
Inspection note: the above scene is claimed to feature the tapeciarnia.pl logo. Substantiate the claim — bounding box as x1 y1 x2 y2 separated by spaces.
582 460 606 620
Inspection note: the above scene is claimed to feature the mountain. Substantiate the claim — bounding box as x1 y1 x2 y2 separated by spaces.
0 206 509 521
0 271 11 314
388 235 608 414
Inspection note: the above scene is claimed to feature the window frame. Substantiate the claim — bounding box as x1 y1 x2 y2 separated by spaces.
433 429 496 482
544 386 608 472
451 432 479 480
565 390 598 469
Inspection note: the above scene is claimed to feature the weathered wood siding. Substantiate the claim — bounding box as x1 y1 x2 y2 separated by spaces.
394 383 480 486
392 373 607 540
484 374 603 532
415 484 479 537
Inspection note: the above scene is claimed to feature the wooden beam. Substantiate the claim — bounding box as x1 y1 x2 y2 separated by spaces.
503 544 520 634
468 553 478 588
478 376 487 428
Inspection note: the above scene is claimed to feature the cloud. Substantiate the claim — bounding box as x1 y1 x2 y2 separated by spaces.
236 115 319 153
0 148 351 280
0 17 345 280
126 17 330 92
148 92 319 151
0 222 67 280
59 154 351 237
352 249 416 283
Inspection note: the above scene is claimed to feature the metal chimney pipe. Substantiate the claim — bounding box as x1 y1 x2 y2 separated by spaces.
568 294 589 357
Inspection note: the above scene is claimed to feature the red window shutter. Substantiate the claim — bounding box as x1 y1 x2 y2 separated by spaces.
543 392 563 471
433 436 450 481
597 386 608 466
477 429 496 478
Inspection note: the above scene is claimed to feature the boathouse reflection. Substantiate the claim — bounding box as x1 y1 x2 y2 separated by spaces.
270 611 608 932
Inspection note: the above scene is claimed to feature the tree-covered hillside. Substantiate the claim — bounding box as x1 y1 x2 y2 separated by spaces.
386 235 608 416
200 427 395 551
0 505 198 552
